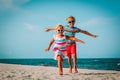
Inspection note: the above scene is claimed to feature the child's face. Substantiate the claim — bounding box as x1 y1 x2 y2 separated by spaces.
56 26 64 35
67 18 75 27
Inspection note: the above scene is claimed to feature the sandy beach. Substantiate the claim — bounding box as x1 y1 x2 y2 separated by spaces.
0 63 120 80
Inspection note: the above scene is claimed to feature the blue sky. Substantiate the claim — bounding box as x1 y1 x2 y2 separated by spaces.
0 0 120 58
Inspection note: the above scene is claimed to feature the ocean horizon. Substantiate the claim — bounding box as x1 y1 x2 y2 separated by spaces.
0 58 120 71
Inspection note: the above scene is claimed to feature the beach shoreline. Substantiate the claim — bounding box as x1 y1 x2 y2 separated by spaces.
0 63 120 80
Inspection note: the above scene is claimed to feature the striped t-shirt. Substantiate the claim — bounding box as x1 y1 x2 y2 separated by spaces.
64 25 80 44
64 25 80 37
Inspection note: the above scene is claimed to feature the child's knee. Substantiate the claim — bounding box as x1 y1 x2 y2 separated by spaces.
57 55 62 60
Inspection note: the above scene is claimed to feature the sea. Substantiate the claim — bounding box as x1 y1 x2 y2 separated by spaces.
0 58 120 71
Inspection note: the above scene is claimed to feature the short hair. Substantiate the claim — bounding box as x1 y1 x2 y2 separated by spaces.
66 15 76 21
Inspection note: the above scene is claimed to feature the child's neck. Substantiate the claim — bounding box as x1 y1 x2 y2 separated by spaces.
69 25 74 28
57 34 64 38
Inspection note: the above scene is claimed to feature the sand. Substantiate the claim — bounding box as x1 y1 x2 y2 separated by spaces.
0 63 120 80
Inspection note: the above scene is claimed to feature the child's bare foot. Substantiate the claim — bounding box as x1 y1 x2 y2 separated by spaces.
69 66 72 73
74 69 78 73
59 71 63 75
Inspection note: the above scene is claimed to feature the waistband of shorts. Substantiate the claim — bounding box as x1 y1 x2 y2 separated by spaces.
67 42 76 46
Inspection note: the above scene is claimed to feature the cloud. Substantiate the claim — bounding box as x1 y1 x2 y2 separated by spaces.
79 17 116 27
24 23 40 31
0 0 30 10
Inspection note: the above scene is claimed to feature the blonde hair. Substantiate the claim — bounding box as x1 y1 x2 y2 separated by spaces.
56 24 64 29
66 15 76 22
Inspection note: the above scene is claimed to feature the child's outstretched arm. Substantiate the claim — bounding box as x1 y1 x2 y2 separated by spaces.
81 30 98 38
66 36 85 44
45 27 56 32
45 38 54 51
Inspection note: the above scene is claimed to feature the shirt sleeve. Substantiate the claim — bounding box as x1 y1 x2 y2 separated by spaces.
74 27 82 33
79 28 83 33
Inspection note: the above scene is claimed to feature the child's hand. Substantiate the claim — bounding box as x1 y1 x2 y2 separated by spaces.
80 40 85 44
45 48 50 51
92 35 98 38
45 28 50 32
45 27 57 32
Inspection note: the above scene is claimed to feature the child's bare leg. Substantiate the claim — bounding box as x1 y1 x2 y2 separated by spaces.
73 54 78 73
68 57 72 73
58 56 63 75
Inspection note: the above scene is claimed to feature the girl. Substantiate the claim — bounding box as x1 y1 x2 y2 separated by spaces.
45 24 85 75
